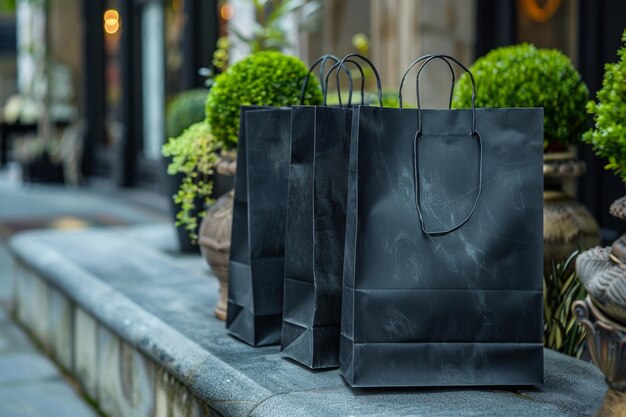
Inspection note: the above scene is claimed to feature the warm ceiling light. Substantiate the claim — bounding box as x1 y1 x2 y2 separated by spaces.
220 4 234 20
104 9 120 34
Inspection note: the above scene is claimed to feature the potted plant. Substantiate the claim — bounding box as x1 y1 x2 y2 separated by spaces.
162 120 218 243
584 28 626 260
453 43 599 271
163 89 211 252
572 30 626 417
163 50 321 320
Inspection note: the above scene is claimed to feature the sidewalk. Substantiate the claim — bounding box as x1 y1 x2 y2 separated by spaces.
0 169 173 417
0 167 171 302
0 307 100 417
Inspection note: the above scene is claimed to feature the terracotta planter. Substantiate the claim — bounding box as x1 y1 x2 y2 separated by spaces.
543 149 600 273
197 152 236 321
198 190 233 321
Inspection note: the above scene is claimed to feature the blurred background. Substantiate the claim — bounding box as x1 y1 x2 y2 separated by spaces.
0 0 624 239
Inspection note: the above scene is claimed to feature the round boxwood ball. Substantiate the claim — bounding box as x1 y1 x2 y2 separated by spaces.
206 51 323 148
452 44 589 148
166 89 209 139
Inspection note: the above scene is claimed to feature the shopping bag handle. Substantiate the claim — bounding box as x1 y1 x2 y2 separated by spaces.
415 54 477 136
336 53 384 107
398 54 456 109
300 54 354 106
413 129 482 236
412 54 481 236
323 59 366 107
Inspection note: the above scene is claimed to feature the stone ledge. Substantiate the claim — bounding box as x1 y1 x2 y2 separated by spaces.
8 227 608 417
10 229 269 416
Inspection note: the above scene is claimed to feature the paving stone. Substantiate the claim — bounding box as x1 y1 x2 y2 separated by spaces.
0 380 100 417
115 223 179 253
0 352 59 385
74 308 98 399
47 287 74 371
31 230 205 290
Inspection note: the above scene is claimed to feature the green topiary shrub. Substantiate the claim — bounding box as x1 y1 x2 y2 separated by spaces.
161 121 218 241
205 51 323 148
453 44 589 148
166 89 209 139
583 29 626 182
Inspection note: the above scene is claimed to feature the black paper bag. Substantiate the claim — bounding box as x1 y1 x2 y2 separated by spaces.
281 55 382 369
227 106 292 346
340 54 544 387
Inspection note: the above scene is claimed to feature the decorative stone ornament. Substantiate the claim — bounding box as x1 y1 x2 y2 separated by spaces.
573 297 626 417
608 195 626 267
577 247 626 323
575 192 626 417
544 150 600 274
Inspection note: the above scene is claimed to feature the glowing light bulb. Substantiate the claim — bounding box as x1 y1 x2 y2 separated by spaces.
104 9 120 34
220 4 234 20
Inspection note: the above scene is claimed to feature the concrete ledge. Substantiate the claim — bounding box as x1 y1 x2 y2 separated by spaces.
10 230 268 416
8 227 608 417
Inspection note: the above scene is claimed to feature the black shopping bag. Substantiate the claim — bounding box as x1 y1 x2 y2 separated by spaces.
281 55 381 369
227 105 292 346
340 54 544 387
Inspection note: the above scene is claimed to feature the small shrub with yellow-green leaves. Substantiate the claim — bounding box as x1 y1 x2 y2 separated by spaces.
161 121 218 241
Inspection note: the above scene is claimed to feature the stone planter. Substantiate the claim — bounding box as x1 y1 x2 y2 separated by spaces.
574 185 626 417
198 152 236 321
543 149 600 273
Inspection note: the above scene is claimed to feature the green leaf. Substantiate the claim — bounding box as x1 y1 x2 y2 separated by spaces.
543 251 588 358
